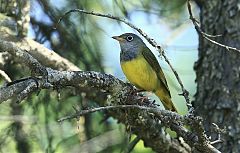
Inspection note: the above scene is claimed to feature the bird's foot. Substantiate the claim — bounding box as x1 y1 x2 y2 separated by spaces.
129 88 151 104
137 95 149 104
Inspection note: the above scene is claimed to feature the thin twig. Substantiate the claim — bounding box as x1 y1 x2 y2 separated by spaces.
58 105 181 122
55 9 191 107
0 70 11 83
210 123 225 145
187 0 240 53
211 139 223 145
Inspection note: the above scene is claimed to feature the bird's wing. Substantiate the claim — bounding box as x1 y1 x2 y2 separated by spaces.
141 47 171 97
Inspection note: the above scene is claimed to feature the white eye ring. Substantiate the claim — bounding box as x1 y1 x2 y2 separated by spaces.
126 35 133 42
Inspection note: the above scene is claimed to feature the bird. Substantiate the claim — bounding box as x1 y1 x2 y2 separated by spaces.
112 33 177 112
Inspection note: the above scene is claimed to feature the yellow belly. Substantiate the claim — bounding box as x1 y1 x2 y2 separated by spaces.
121 56 159 91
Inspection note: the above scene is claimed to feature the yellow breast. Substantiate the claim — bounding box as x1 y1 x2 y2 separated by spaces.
121 56 159 91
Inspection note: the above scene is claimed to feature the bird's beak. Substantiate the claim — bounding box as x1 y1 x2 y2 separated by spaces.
112 36 125 42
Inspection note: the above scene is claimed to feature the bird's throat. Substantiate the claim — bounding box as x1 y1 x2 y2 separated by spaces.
120 50 139 62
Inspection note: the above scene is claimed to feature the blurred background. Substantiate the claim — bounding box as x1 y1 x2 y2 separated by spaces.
0 0 198 152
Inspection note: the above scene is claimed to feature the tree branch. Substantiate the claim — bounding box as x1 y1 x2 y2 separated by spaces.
0 39 47 76
0 78 38 103
0 69 11 82
18 38 80 71
0 12 80 72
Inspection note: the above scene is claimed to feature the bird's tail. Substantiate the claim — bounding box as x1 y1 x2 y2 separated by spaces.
155 89 178 113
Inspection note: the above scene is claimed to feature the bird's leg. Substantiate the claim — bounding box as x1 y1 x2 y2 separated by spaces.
136 90 160 106
127 87 148 103
135 89 151 103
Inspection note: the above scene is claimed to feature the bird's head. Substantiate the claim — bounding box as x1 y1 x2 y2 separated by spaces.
112 33 145 52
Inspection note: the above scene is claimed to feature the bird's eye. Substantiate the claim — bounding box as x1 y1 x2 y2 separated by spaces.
126 35 133 42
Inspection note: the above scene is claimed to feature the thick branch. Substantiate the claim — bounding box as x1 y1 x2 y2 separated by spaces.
18 38 80 71
0 39 47 76
0 13 80 71
0 78 38 103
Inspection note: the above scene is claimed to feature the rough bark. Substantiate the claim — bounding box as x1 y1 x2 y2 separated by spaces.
194 0 240 152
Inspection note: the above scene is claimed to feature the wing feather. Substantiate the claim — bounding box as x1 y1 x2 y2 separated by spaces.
141 47 171 97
